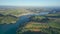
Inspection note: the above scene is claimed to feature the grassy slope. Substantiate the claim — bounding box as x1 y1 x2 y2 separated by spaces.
17 14 60 34
0 9 34 17
0 8 34 24
0 15 18 24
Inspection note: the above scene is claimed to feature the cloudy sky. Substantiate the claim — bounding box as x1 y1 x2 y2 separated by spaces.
0 0 60 6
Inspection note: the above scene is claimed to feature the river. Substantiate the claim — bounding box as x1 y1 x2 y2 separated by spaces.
0 15 31 34
0 12 49 34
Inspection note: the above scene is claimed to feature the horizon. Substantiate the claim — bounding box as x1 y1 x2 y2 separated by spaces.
0 0 60 7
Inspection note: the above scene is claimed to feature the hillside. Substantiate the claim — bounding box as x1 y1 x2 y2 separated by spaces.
0 8 34 24
0 8 35 17
0 14 18 24
17 14 60 34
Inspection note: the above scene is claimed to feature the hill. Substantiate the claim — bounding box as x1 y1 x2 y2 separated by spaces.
17 14 60 34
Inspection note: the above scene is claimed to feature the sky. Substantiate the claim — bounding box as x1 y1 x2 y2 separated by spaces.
0 0 60 6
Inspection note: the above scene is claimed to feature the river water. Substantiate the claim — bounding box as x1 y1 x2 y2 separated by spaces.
0 15 31 34
0 12 49 34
